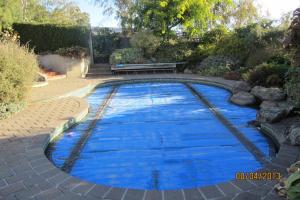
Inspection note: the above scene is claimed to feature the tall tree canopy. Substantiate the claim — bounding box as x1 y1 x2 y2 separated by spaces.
0 0 89 30
229 0 260 28
96 0 233 38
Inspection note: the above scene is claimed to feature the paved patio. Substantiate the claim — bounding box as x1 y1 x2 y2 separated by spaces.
0 74 299 200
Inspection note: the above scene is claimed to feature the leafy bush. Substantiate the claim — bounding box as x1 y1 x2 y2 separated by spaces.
92 28 121 63
130 30 161 58
109 48 143 65
285 67 300 108
284 8 300 67
13 23 89 53
286 172 300 199
0 33 38 119
216 22 285 66
0 103 25 120
55 46 89 59
197 55 239 71
154 39 194 62
242 63 289 87
193 26 229 60
199 66 231 77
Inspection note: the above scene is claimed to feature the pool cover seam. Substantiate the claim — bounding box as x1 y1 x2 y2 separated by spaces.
61 86 118 173
184 83 269 166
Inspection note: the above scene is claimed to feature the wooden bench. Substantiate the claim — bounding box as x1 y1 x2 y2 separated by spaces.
111 63 180 74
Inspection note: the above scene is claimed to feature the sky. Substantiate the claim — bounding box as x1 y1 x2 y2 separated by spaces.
74 0 300 27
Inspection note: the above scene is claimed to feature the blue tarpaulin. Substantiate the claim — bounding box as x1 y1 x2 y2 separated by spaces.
48 82 272 190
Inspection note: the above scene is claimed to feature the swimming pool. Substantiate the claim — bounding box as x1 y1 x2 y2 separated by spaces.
47 82 274 190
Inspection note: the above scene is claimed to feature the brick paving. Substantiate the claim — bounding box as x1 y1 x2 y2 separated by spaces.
0 74 299 199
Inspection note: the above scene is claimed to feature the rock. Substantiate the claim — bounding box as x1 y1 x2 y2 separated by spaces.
36 72 47 82
251 86 286 101
232 81 251 94
257 101 294 123
230 92 256 106
287 123 300 145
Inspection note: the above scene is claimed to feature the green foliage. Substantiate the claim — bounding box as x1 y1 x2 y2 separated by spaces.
92 28 121 63
13 23 89 53
109 48 143 65
0 102 25 120
130 30 161 58
55 46 88 59
154 38 194 62
285 67 300 108
198 55 239 70
0 0 89 31
133 0 233 38
215 22 285 66
0 0 22 30
196 55 235 76
199 66 231 77
218 0 260 28
286 172 300 200
193 26 229 59
43 2 89 26
242 63 289 87
0 34 38 119
284 8 300 67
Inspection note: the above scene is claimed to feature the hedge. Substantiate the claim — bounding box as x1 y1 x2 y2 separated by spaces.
12 23 89 53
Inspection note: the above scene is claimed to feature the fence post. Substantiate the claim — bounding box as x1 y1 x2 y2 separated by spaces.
88 25 94 67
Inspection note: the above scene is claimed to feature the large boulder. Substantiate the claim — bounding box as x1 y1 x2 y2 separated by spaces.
251 86 286 101
257 101 294 123
230 92 256 106
287 123 300 146
232 81 251 94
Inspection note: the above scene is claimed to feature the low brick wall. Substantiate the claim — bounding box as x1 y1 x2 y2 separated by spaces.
38 54 90 78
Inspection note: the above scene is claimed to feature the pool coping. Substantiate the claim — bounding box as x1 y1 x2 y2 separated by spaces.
1 75 299 200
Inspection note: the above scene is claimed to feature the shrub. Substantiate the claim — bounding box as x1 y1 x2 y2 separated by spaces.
286 172 300 199
216 22 285 66
285 67 300 108
13 23 89 53
284 8 300 67
92 28 121 63
130 31 161 58
197 55 239 71
199 66 231 77
109 48 143 65
242 63 289 87
0 103 25 120
154 39 194 62
55 46 89 59
0 33 38 119
223 71 242 80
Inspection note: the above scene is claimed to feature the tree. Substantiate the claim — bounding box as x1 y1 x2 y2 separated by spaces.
218 0 260 28
0 0 89 31
48 2 89 26
284 8 300 67
0 0 23 30
133 0 233 39
94 0 136 35
95 0 233 39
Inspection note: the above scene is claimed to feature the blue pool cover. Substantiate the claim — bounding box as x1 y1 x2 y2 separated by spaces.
48 82 273 190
